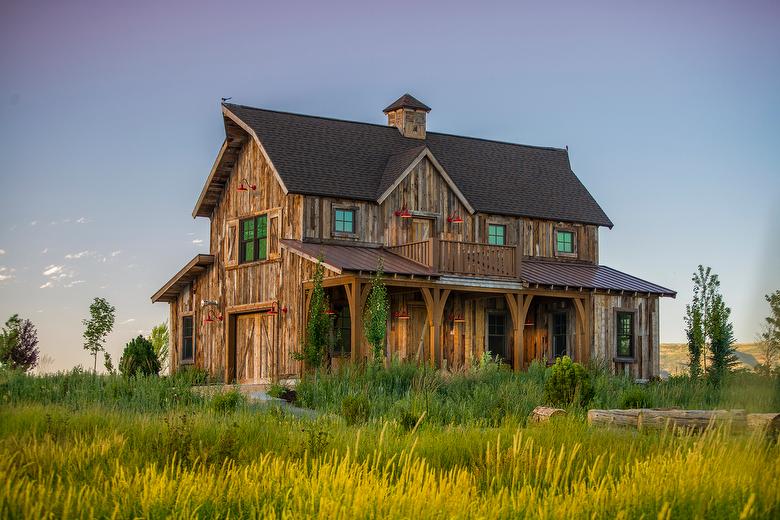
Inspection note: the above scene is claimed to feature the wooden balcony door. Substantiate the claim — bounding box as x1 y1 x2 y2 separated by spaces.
411 218 433 242
234 312 275 383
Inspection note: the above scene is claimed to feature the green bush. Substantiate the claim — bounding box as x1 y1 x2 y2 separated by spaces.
341 394 370 425
119 336 161 378
543 356 594 406
210 390 246 414
619 386 654 409
267 382 289 399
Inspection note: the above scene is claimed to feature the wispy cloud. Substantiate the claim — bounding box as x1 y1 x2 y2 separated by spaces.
111 250 121 257
65 250 95 259
192 239 204 245
64 280 85 288
42 265 64 277
0 249 5 255
76 217 89 224
39 281 53 289
30 220 37 226
119 318 136 325
41 264 76 288
0 266 15 282
41 248 48 254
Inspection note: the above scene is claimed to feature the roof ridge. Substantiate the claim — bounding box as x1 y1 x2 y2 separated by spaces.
223 103 566 153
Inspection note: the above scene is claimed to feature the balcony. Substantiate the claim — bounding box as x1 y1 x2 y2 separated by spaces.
387 238 520 279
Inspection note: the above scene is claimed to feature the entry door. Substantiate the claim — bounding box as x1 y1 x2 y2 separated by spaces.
235 313 260 383
551 312 568 360
409 305 429 362
411 218 432 242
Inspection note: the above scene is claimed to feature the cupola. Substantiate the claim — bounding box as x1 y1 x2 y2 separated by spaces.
383 93 431 139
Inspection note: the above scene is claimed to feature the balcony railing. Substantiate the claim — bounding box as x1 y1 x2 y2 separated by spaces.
387 238 520 279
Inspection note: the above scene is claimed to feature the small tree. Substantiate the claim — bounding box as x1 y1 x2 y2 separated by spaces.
149 321 170 374
687 265 720 374
756 290 780 375
684 304 704 378
707 293 738 386
0 314 39 372
82 297 116 372
119 335 161 377
294 258 330 369
363 260 389 366
103 352 116 375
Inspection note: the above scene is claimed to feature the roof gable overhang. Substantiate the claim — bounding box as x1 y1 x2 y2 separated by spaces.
192 105 289 218
376 147 475 214
151 254 215 303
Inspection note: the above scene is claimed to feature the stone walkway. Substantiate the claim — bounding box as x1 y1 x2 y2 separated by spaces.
192 384 319 419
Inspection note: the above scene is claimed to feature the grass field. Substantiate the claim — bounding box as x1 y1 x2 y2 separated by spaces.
1 365 779 518
661 343 768 377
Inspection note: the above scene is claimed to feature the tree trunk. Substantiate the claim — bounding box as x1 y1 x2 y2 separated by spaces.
530 406 567 422
587 408 747 432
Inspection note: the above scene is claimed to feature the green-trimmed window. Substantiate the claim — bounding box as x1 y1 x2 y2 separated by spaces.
181 315 194 362
616 312 634 358
334 209 355 234
556 230 574 254
488 224 506 245
240 215 268 264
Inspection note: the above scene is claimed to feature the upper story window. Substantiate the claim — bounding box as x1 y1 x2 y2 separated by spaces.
240 215 268 264
488 224 506 245
616 311 635 359
333 208 355 234
181 315 194 362
555 229 576 256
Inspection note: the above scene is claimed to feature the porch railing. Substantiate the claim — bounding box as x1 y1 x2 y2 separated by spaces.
387 238 521 279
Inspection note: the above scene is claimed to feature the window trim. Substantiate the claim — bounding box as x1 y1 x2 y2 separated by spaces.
554 227 577 258
613 308 637 362
239 213 269 265
331 204 359 238
486 310 510 362
487 223 507 246
181 313 195 364
331 304 352 358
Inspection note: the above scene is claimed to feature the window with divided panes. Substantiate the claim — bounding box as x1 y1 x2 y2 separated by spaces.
240 215 268 264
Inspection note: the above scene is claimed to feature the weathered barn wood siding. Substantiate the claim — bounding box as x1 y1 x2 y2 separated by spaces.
522 220 598 263
591 294 659 379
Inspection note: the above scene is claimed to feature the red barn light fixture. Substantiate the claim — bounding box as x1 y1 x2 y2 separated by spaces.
392 309 410 320
394 205 412 218
236 178 257 192
203 310 223 323
447 212 464 224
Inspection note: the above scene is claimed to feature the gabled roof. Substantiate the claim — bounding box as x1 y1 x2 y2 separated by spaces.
151 254 215 303
200 103 613 227
383 93 431 113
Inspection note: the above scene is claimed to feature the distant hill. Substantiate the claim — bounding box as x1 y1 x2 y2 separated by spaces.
660 343 765 378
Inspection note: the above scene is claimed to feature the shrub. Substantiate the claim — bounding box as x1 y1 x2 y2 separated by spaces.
619 386 654 409
119 336 160 377
543 356 594 406
175 365 209 385
210 390 246 414
267 382 290 399
341 394 370 425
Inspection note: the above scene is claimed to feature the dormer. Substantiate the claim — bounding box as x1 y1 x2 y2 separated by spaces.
383 93 431 139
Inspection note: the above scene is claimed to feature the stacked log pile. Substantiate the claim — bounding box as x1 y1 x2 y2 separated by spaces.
588 409 780 434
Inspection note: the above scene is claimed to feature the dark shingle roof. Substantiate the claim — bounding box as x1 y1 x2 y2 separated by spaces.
383 93 431 113
222 103 613 227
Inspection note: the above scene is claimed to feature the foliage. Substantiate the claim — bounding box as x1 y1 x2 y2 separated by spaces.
82 297 116 372
363 260 390 365
0 314 39 372
684 303 704 379
1 400 779 517
341 394 371 425
619 386 654 409
267 381 290 399
209 390 246 414
294 258 330 368
149 321 170 375
176 365 210 386
543 356 594 407
707 293 738 386
119 335 161 378
756 290 780 374
103 352 116 375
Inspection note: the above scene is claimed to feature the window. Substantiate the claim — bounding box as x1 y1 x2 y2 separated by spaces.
556 229 574 255
488 224 506 245
333 208 355 234
332 305 351 356
240 215 268 264
552 313 567 359
487 312 508 361
181 315 194 362
616 311 634 358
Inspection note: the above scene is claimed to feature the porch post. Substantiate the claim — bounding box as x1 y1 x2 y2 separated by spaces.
573 297 587 363
421 287 450 367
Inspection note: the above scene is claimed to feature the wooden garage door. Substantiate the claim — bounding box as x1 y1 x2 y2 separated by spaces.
235 313 276 384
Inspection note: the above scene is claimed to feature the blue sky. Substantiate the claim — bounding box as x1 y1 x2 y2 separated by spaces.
1 0 778 371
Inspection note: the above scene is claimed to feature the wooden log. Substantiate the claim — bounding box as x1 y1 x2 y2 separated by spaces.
587 409 747 432
747 413 780 435
530 406 567 422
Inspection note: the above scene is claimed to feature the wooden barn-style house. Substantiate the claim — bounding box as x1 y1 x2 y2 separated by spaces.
152 93 675 383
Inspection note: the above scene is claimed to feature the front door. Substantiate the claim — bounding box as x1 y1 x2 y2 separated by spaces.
551 312 568 360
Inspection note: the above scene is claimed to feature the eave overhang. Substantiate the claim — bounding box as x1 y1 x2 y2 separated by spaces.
151 254 215 303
